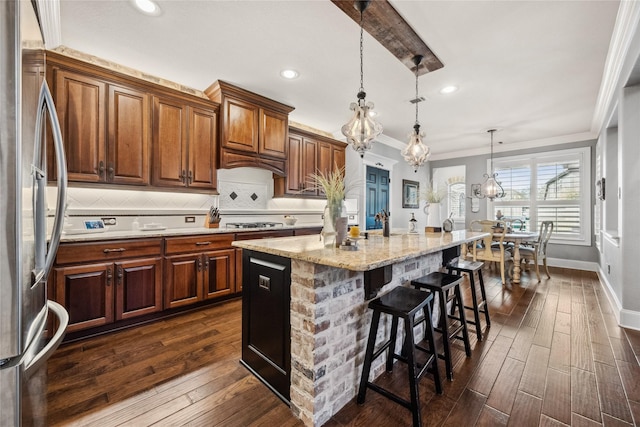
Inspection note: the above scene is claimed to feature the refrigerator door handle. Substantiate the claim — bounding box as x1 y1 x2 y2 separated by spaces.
23 301 68 379
35 80 68 278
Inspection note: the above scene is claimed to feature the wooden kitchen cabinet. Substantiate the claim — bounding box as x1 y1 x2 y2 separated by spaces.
205 80 294 176
46 52 220 191
48 59 150 185
51 68 106 183
152 96 218 190
54 262 113 332
164 235 236 309
274 127 347 198
53 239 163 333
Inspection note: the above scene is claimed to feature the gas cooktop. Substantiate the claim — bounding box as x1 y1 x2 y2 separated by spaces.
225 222 283 229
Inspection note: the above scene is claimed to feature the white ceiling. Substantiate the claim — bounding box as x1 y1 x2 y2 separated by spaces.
56 0 620 160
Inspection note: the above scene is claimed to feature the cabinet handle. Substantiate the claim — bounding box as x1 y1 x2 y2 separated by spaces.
103 248 126 253
117 266 123 285
188 170 193 184
195 242 211 246
108 163 114 177
180 170 187 183
98 160 105 176
106 267 113 286
204 259 209 271
197 258 202 272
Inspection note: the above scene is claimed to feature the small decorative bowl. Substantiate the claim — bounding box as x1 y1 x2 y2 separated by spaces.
284 216 298 226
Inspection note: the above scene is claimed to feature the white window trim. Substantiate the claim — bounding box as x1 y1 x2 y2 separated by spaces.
488 146 591 246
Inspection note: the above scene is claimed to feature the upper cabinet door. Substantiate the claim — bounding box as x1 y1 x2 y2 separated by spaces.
152 96 188 188
301 137 318 196
55 69 106 182
223 97 259 153
259 109 287 159
188 106 217 190
108 85 150 185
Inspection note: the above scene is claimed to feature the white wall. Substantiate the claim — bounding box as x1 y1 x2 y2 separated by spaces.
595 2 640 330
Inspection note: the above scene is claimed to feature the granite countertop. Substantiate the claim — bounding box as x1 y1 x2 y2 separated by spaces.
60 224 323 243
232 230 489 271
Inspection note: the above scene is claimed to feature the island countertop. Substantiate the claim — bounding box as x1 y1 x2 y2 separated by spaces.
232 230 488 271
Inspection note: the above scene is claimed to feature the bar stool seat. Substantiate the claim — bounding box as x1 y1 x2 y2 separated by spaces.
446 259 491 341
411 272 471 381
357 286 442 427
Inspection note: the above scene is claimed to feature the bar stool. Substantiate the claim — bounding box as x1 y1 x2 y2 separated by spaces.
411 272 471 381
446 259 491 341
357 286 442 427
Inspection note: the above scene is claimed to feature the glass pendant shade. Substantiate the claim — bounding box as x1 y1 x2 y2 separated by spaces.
480 129 505 200
341 0 382 158
342 95 382 157
402 55 430 172
402 124 430 172
481 173 505 200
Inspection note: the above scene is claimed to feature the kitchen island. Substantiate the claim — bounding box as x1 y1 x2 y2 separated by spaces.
232 230 487 427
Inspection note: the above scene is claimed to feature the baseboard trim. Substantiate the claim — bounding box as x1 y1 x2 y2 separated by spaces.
597 267 640 331
546 257 599 272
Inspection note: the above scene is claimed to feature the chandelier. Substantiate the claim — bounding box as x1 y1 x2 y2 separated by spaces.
402 55 430 172
479 129 505 200
341 0 383 158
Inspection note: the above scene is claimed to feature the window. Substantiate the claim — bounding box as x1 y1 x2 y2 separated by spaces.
490 147 591 246
433 166 465 225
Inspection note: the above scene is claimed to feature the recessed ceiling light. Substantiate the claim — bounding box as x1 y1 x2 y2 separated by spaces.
439 85 458 94
280 69 299 79
132 0 161 16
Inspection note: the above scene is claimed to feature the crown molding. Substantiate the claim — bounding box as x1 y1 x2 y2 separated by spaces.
429 131 596 161
591 1 640 134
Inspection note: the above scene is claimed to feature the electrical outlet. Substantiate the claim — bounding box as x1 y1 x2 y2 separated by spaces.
101 217 117 226
185 216 196 223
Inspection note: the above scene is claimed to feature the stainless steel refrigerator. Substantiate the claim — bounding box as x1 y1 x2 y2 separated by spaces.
1 0 69 425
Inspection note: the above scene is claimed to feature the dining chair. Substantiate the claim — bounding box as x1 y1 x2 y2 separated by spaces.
517 221 553 281
470 220 510 285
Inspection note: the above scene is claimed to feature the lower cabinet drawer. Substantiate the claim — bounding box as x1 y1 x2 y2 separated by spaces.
55 239 163 265
165 234 234 255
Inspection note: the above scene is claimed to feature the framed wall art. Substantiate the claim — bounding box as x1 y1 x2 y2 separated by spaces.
402 179 419 209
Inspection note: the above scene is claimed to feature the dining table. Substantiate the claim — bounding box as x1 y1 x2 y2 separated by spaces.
503 231 539 284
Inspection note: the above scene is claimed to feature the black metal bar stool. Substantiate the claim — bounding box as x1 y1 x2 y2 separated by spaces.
446 259 491 341
411 272 471 381
357 286 442 427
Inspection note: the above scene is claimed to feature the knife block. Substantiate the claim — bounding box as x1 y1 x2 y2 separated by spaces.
205 215 220 228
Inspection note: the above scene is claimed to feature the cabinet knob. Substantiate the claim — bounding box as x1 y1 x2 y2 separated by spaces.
188 170 193 184
98 160 105 176
117 266 123 285
180 170 187 183
108 163 114 177
197 258 202 272
204 259 209 271
106 267 113 286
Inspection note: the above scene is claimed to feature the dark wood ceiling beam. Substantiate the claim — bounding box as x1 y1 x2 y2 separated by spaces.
331 0 444 75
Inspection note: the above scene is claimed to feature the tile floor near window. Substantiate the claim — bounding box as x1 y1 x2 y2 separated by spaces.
46 266 640 426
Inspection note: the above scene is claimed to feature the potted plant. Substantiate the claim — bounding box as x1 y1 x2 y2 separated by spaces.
308 165 357 247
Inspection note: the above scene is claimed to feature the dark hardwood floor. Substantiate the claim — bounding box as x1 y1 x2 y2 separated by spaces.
46 265 640 426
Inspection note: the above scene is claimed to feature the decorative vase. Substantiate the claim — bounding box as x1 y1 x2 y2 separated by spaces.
425 202 442 227
322 200 347 248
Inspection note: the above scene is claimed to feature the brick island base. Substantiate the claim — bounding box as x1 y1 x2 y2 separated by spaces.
288 253 442 426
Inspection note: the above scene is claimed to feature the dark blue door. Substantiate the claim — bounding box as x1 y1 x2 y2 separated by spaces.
366 166 389 230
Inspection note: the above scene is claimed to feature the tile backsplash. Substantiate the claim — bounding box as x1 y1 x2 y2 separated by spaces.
46 167 351 230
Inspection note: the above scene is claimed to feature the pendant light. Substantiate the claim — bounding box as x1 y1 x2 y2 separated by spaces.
479 129 505 200
402 55 430 172
341 0 383 158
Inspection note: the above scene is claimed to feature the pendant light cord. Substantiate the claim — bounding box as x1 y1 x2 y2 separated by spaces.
415 63 419 125
359 8 364 93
